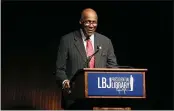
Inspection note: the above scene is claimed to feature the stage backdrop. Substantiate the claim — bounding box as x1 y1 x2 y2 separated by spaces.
2 1 173 110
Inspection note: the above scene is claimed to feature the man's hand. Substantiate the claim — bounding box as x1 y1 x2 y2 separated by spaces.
62 80 70 89
62 80 71 94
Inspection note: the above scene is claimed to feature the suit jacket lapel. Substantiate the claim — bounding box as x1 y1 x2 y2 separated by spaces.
94 33 102 67
74 30 87 62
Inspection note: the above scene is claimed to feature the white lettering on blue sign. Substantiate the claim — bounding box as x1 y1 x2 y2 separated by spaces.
97 75 134 94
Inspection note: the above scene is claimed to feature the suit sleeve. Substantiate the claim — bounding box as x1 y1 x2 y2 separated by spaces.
106 39 118 67
56 37 68 84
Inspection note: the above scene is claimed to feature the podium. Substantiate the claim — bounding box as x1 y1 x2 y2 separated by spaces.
68 68 147 109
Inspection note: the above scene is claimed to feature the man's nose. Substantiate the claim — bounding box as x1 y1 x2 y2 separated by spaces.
89 24 94 28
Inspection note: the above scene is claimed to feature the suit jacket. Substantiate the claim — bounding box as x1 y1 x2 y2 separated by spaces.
56 29 118 84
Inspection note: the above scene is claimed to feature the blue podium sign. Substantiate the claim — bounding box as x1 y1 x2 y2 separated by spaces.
85 72 145 98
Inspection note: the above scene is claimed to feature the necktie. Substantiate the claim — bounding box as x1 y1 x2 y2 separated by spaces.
86 39 95 68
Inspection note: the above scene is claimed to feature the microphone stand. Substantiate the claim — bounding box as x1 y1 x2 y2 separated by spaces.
84 48 100 68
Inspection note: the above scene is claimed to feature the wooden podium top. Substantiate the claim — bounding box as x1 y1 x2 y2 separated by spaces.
83 68 148 71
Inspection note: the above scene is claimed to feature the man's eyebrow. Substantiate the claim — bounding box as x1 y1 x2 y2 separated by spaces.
85 20 97 22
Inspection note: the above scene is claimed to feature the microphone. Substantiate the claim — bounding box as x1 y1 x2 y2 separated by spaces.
84 45 102 68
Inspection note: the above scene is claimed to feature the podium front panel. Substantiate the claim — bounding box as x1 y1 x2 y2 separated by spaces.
85 72 146 98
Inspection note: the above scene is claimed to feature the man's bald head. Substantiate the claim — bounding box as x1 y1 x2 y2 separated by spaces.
80 8 98 21
79 8 98 38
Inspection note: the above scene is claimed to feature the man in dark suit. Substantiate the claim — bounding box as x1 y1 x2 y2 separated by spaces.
56 8 118 109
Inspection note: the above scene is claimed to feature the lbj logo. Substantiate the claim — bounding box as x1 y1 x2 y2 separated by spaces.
98 75 134 94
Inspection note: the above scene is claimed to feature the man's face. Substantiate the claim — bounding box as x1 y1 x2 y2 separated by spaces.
80 14 98 37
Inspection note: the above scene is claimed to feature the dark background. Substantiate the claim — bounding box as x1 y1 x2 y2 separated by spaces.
2 1 173 110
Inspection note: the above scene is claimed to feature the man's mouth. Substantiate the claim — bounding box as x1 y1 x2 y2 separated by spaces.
88 30 93 32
